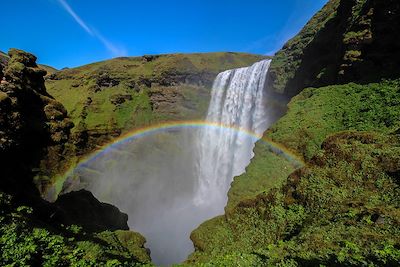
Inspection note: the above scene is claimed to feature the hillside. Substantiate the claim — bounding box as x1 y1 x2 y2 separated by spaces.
45 52 266 154
188 0 400 265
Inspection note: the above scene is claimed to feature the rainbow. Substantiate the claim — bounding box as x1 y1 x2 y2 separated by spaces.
54 120 304 197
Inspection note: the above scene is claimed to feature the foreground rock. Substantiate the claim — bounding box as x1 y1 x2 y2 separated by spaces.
52 190 129 232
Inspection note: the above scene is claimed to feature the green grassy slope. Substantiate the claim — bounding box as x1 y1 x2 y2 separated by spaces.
39 64 58 76
46 52 266 154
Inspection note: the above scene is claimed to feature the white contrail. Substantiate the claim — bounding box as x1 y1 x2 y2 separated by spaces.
57 0 94 35
56 0 127 56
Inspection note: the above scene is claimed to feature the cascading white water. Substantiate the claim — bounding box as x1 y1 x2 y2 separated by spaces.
194 59 271 211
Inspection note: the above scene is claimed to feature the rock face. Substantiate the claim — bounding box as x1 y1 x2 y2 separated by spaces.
0 49 130 228
0 51 8 69
268 0 400 97
0 49 73 194
52 190 129 232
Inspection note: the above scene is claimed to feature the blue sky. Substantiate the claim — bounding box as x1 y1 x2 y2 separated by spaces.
0 0 327 69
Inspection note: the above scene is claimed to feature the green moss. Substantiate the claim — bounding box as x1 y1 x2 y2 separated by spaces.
189 131 400 266
0 193 151 266
226 142 296 212
351 0 369 19
343 29 372 44
268 80 400 160
343 50 362 61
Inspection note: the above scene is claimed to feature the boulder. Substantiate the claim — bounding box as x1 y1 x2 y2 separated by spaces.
52 190 129 232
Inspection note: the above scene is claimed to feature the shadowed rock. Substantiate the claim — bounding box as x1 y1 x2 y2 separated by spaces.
52 190 129 232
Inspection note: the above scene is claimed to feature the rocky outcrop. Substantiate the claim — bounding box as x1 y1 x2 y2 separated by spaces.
0 51 8 69
269 0 400 97
0 49 73 194
110 93 133 106
95 72 120 87
0 48 150 259
51 190 129 232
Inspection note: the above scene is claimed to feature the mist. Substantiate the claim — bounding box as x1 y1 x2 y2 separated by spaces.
77 128 220 265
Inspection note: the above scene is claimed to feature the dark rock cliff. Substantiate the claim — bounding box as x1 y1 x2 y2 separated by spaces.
0 49 72 195
268 0 400 97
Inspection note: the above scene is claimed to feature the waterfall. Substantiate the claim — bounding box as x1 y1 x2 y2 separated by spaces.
62 59 272 265
194 59 271 210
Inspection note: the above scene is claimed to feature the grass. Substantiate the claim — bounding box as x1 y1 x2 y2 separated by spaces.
226 142 296 212
343 29 372 44
115 91 153 130
268 80 400 160
46 79 90 127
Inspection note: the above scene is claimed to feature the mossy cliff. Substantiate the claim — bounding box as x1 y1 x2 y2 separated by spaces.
188 0 400 265
0 50 57 77
268 0 400 97
0 49 150 266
